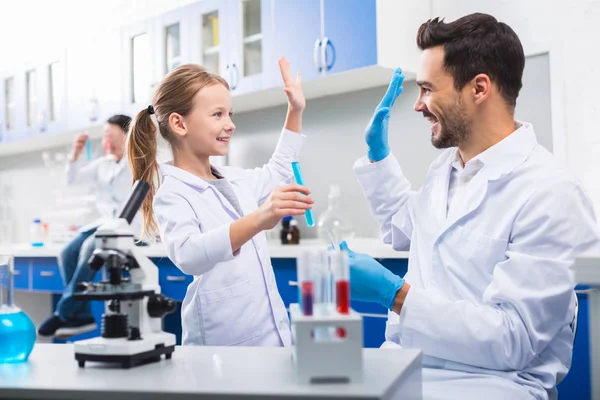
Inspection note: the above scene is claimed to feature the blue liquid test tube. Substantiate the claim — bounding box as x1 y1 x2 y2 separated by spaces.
85 139 92 161
291 161 315 227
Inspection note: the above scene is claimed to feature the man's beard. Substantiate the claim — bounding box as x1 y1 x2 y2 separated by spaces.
430 97 471 149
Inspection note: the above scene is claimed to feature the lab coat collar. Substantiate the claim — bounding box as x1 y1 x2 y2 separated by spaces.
431 121 538 181
159 162 243 190
434 121 538 238
474 121 538 181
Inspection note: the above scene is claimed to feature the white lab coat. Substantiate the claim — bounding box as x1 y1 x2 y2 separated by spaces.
154 129 304 347
354 122 600 400
66 155 141 236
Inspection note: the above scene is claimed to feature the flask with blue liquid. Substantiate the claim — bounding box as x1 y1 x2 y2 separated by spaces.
0 255 36 363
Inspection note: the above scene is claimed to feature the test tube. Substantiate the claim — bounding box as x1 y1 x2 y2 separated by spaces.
85 139 92 161
297 251 317 316
329 249 350 314
291 161 315 227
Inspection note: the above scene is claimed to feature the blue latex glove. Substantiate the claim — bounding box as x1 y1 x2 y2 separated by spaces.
340 241 405 310
365 68 405 162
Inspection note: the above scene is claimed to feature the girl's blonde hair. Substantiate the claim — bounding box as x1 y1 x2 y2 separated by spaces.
127 64 229 238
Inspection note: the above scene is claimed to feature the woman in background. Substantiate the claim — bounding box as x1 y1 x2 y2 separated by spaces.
38 114 141 339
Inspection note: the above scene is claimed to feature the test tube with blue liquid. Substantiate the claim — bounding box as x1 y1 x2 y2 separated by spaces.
85 138 92 161
291 161 314 227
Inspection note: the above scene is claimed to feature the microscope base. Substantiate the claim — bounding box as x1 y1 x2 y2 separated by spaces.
74 332 176 369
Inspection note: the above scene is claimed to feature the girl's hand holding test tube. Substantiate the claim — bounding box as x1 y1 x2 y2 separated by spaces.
254 184 313 230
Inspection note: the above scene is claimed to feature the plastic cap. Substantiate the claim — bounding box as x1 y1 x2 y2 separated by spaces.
33 219 41 223
282 216 293 222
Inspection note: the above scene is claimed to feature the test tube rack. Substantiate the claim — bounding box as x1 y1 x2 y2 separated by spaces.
289 303 363 384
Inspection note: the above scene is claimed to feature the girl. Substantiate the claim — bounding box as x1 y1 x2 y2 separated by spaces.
127 58 312 347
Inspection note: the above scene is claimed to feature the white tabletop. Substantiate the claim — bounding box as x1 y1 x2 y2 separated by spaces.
0 344 422 400
0 238 409 259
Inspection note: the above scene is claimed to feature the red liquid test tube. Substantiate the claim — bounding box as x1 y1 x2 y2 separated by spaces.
336 280 350 314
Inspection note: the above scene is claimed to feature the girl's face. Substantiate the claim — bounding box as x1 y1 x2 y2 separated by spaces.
174 84 235 158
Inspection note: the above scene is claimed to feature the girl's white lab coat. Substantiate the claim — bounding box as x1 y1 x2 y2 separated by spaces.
154 129 304 347
67 155 141 235
354 122 600 400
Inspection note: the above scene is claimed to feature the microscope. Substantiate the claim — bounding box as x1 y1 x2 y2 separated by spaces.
73 180 177 368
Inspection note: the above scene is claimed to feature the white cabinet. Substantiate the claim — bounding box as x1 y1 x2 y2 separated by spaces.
188 0 231 78
225 0 275 95
37 47 67 136
155 8 193 80
122 19 158 117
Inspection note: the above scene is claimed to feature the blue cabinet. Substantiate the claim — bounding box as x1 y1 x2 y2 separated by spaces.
155 257 193 302
557 287 591 399
322 0 377 74
272 0 377 81
272 0 322 83
13 259 30 290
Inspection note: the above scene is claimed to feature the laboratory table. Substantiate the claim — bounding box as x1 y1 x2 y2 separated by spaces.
0 344 423 400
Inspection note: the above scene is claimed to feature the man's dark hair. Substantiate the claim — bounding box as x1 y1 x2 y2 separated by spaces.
417 13 525 109
107 114 132 133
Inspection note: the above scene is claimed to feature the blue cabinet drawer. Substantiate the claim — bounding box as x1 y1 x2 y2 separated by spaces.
154 258 192 302
13 259 29 290
272 258 298 307
31 258 64 292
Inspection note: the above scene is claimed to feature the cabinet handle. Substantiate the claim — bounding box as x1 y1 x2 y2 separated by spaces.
359 312 388 319
575 289 595 295
13 270 21 276
40 271 55 277
313 38 322 72
231 63 239 90
166 275 187 282
289 280 298 287
321 37 336 72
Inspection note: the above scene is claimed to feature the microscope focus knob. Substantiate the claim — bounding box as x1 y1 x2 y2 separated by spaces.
147 294 177 318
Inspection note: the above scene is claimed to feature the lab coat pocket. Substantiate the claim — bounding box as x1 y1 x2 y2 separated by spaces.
197 280 260 346
445 225 508 298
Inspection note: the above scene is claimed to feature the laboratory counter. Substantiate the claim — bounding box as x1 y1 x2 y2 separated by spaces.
0 344 423 400
0 238 410 259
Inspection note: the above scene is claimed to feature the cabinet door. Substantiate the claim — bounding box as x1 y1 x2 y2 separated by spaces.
188 0 230 78
322 0 377 74
122 19 158 117
272 0 322 84
225 0 274 95
43 50 67 135
0 74 16 142
155 8 192 80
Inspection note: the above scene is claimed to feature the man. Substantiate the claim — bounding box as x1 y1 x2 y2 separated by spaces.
346 13 600 400
38 115 142 339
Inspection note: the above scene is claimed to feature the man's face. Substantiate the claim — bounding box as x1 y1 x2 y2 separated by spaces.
414 46 473 149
